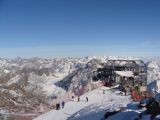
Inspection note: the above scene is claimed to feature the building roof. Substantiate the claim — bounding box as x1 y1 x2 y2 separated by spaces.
115 71 134 77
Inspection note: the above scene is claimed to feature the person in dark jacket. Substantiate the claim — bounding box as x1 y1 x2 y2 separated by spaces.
72 95 74 99
62 101 65 108
86 97 88 102
78 96 80 102
57 102 60 110
56 103 58 110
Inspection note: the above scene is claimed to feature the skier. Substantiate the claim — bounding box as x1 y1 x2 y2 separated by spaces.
86 97 88 102
62 101 65 108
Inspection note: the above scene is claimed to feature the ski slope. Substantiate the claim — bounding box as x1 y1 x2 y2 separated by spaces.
34 87 132 120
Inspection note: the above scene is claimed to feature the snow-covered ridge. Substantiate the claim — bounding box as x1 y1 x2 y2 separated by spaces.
0 56 160 114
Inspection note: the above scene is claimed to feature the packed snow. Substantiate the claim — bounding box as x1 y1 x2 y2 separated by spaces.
34 87 132 120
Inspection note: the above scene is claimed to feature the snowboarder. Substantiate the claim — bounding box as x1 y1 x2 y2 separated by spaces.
78 96 80 102
86 97 88 102
62 101 65 108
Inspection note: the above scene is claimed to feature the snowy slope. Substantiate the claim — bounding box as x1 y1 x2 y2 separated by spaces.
0 56 160 114
147 60 160 84
34 87 131 120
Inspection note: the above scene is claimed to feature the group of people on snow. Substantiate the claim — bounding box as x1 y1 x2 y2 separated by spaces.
55 101 65 110
55 96 89 110
77 96 88 102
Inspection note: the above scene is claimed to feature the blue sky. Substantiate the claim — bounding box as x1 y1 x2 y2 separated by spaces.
0 0 160 58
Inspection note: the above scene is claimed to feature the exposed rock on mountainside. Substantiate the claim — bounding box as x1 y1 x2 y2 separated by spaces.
0 57 160 114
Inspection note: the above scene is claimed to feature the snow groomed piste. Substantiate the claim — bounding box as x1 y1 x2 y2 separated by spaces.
34 86 132 120
34 84 160 120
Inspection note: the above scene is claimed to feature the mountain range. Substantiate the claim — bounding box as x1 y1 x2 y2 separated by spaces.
0 56 160 114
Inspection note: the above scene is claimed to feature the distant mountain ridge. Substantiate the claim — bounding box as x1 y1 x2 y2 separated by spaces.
0 56 160 113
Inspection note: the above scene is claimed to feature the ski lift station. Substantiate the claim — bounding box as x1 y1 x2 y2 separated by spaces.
93 60 148 88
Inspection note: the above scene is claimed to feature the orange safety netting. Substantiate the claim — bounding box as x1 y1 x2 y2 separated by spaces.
131 90 146 101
